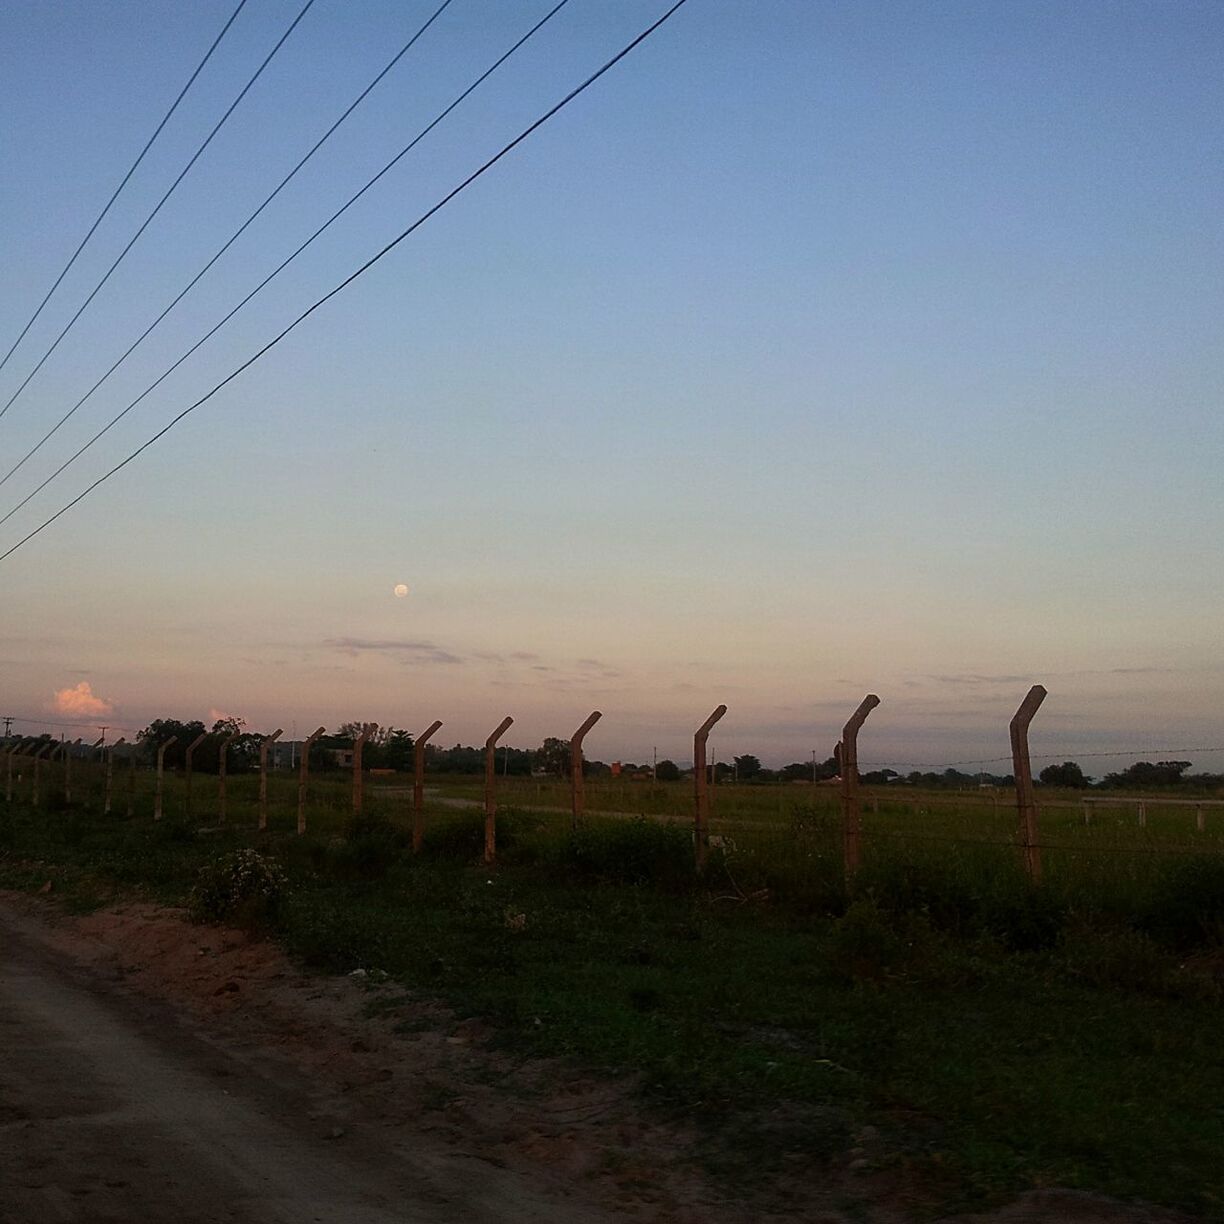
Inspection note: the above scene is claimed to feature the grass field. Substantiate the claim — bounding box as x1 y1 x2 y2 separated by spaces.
3 760 1224 1217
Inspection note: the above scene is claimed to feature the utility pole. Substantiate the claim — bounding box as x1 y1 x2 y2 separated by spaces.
811 748 817 785
652 745 657 781
98 725 108 747
2 717 12 738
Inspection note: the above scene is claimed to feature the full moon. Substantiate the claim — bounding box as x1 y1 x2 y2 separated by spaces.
393 583 409 598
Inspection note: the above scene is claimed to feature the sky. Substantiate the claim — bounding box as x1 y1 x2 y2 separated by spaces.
1 0 1222 774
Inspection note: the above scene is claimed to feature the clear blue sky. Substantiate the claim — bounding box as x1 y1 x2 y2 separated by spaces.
2 1 1222 771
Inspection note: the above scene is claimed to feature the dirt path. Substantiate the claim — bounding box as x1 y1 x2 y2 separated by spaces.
0 900 640 1224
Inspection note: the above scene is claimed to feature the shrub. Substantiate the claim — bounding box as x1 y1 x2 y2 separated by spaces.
188 848 287 929
1142 857 1224 950
339 811 407 878
561 817 694 888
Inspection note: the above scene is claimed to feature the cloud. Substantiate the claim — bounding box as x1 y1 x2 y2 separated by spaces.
324 637 463 666
52 681 113 718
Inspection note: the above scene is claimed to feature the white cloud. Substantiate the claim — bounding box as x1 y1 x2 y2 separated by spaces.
52 681 113 718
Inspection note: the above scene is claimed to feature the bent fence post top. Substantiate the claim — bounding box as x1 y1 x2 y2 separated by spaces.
484 716 514 865
413 720 444 854
1010 684 1047 884
841 694 881 881
217 731 238 823
297 726 327 835
570 710 603 832
352 723 377 817
183 731 209 819
257 728 283 831
154 736 178 822
693 704 727 871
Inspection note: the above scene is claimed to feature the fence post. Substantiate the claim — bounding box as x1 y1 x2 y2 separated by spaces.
570 711 602 833
5 739 29 802
841 695 881 881
1009 684 1047 884
1196 803 1205 833
297 727 326 835
106 738 125 815
32 741 53 806
352 723 376 818
693 705 727 871
258 729 283 830
154 736 178 821
1082 797 1091 826
1137 799 1147 828
183 732 208 820
128 740 138 817
484 716 514 864
61 738 80 805
412 719 443 853
217 732 237 823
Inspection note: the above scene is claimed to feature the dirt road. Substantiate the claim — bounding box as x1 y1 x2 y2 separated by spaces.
0 903 617 1224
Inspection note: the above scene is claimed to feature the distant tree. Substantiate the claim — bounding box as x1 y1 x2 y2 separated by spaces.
1102 760 1193 789
136 718 206 769
536 737 571 777
655 758 681 782
734 754 762 780
1038 761 1089 789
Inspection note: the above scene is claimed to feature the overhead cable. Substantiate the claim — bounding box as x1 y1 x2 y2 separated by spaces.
0 0 318 424
0 0 691 565
0 0 249 380
0 0 459 490
0 0 577 532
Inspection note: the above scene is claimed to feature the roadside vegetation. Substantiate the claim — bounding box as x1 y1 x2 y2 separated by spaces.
2 768 1223 1219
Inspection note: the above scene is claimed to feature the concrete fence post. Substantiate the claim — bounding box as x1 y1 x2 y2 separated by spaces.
297 727 326 835
570 711 602 833
1009 684 1047 884
217 732 237 823
484 716 514 864
63 738 81 805
106 738 126 815
154 736 178 821
353 723 377 818
5 739 30 802
412 720 443 854
32 741 53 806
1196 803 1205 833
183 732 208 821
258 729 283 831
693 705 727 871
841 695 881 881
128 740 138 817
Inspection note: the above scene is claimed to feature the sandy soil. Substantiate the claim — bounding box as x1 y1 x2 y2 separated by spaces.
0 892 1196 1223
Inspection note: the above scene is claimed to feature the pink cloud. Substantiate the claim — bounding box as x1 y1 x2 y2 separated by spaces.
52 681 114 718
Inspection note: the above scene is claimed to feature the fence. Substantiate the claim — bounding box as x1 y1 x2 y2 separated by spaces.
5 686 1222 890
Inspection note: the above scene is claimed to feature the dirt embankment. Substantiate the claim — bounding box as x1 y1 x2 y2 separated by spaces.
0 893 1194 1224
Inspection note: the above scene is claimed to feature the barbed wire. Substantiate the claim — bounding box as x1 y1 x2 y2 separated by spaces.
858 746 1224 771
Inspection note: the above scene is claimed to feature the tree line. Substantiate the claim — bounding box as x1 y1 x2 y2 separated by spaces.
28 720 1213 793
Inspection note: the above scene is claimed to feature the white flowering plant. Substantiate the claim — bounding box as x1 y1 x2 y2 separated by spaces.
189 848 289 928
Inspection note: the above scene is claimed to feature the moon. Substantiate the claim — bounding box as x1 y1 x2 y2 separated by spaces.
393 583 409 598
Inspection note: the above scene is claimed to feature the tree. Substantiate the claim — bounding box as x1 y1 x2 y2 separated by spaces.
734 754 762 780
136 718 205 770
1038 761 1089 789
1102 760 1193 789
536 737 571 777
655 759 681 782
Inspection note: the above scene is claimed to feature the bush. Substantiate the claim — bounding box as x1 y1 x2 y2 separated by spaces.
188 848 288 929
339 811 407 878
1142 857 1224 950
561 817 694 888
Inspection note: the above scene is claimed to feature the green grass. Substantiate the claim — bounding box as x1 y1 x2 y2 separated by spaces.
2 768 1223 1218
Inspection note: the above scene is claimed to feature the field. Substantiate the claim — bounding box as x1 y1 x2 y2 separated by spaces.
3 758 1224 1218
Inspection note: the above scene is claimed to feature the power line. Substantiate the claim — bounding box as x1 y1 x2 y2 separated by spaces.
0 0 579 533
0 0 317 424
0 0 249 380
0 0 460 490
